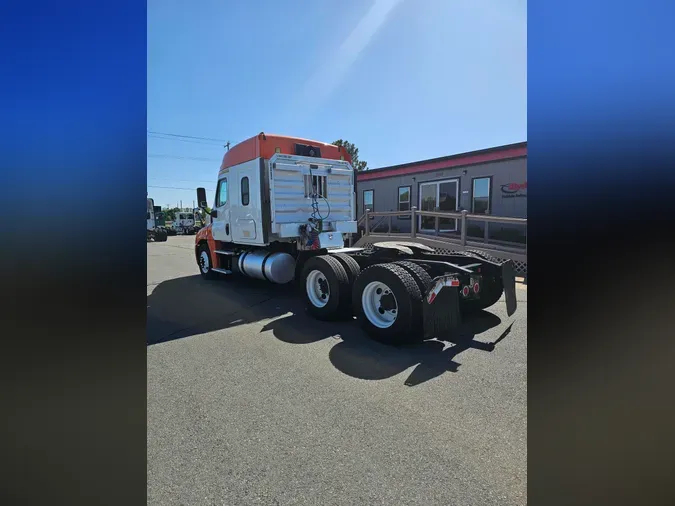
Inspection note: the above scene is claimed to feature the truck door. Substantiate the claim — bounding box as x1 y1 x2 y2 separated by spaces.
212 175 232 242
231 164 262 244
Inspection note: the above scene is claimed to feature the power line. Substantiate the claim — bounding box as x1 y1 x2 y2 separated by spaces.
148 133 225 146
148 153 221 162
148 185 206 191
147 130 229 143
148 177 215 185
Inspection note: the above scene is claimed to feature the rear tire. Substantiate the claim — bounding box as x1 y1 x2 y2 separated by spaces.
329 253 361 312
352 263 424 345
301 255 350 321
330 253 361 284
197 244 218 280
393 261 432 295
156 230 168 242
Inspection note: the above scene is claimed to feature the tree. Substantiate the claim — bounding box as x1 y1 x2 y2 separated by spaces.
164 207 180 222
332 139 368 171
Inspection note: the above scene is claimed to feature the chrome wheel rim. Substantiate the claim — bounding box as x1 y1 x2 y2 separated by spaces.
199 250 210 273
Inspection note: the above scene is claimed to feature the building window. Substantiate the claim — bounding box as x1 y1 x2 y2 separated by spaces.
241 177 250 206
363 190 374 218
216 178 228 207
304 174 327 198
472 177 491 214
398 186 411 218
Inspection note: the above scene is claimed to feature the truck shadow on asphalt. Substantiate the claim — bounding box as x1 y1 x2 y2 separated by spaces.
147 274 512 386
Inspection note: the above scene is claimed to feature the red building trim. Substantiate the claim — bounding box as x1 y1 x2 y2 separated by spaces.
357 143 527 182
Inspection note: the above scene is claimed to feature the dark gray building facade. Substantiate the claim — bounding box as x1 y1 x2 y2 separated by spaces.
356 142 527 243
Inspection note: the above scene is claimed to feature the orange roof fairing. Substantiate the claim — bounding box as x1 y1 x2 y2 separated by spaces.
219 133 352 172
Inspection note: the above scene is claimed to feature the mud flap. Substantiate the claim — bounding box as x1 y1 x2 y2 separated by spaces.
502 260 517 317
423 278 462 339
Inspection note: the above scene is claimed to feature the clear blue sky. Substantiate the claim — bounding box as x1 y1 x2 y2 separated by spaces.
147 0 526 209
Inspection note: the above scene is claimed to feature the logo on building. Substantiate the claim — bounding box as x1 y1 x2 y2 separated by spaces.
501 182 527 198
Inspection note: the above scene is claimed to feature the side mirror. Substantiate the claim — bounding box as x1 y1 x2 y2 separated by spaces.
210 209 218 218
196 187 208 209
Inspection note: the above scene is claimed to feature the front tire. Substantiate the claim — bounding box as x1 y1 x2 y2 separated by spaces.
197 244 218 280
352 263 425 345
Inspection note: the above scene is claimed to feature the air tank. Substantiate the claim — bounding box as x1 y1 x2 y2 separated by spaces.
236 250 296 284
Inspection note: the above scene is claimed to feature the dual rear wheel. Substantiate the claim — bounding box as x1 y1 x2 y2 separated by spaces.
301 254 356 321
301 256 430 345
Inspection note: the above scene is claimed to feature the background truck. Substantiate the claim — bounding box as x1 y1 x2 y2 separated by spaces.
147 198 168 242
195 133 517 345
171 211 197 235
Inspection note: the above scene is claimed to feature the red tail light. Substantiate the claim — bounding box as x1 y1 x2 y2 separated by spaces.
473 282 480 294
462 286 470 297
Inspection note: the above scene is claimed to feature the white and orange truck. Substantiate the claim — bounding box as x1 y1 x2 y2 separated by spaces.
194 133 517 345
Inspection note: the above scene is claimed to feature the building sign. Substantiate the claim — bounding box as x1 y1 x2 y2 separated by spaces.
501 182 527 198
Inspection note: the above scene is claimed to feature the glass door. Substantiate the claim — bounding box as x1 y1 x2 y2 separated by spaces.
418 179 459 232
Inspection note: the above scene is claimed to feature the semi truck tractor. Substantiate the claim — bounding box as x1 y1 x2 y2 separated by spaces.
195 133 517 345
147 198 168 242
171 211 197 235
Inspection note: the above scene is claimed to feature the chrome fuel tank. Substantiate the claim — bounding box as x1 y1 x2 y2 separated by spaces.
236 250 296 284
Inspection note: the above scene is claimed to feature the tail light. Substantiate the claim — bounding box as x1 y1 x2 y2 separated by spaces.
461 286 470 297
473 282 480 294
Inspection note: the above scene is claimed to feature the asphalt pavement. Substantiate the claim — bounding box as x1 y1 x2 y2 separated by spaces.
147 235 527 506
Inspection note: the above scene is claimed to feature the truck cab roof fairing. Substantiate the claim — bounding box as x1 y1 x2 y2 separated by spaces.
219 133 352 172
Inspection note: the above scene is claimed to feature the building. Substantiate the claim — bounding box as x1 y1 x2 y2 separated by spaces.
355 142 527 243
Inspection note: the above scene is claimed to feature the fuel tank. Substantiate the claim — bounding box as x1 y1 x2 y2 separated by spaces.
236 250 296 284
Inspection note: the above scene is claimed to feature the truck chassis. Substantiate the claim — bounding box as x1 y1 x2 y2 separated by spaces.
196 239 516 345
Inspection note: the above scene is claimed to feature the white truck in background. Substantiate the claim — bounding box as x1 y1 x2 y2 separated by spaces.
147 198 168 242
170 211 197 235
194 133 517 345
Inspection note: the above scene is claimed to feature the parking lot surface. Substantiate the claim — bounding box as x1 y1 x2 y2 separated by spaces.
147 236 527 506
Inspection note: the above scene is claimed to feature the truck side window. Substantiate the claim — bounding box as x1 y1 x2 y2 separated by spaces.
241 177 250 206
217 178 228 207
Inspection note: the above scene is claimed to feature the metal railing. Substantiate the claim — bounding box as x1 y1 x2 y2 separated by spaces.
352 207 527 255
